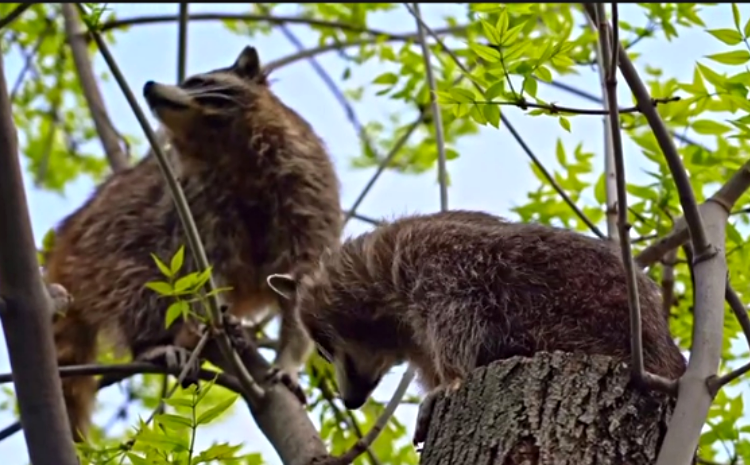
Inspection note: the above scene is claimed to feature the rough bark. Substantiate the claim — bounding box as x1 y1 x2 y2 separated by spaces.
419 352 676 465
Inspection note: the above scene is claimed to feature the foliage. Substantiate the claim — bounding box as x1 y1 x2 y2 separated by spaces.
2 2 750 464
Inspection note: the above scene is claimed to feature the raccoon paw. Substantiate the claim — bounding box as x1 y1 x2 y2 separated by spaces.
45 282 73 316
222 314 253 350
265 365 307 405
137 345 201 389
413 381 462 449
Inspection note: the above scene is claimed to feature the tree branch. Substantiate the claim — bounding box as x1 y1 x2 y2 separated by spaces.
412 3 448 211
0 3 33 30
581 5 727 465
472 96 680 116
94 12 467 41
0 43 79 464
176 3 188 83
594 2 674 392
539 79 706 150
322 368 416 465
62 4 129 172
263 25 463 74
77 4 266 407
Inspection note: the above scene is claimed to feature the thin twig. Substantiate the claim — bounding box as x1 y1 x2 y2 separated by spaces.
725 283 750 355
588 9 617 240
596 2 673 392
343 211 383 226
0 3 33 30
9 17 53 102
471 96 680 116
263 26 462 74
176 3 188 83
141 331 211 428
661 249 677 318
412 3 448 211
404 3 606 240
582 5 727 465
62 4 129 172
539 79 705 150
78 4 265 404
95 12 467 41
326 368 416 465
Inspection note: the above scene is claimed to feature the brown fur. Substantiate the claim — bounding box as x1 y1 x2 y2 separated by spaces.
46 46 342 441
268 209 686 410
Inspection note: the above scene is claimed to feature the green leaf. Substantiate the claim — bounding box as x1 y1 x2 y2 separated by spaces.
745 18 750 38
126 453 151 465
151 253 173 278
706 50 750 66
196 395 238 426
469 42 501 62
692 119 731 135
165 301 189 328
480 19 501 45
134 430 189 451
558 116 571 132
145 281 173 296
373 72 398 85
496 9 509 38
164 397 194 409
727 221 744 245
482 104 501 128
733 3 741 31
706 28 743 45
435 90 456 104
593 173 607 205
155 413 193 430
484 81 505 101
448 88 476 103
535 66 553 83
170 246 185 275
523 76 538 98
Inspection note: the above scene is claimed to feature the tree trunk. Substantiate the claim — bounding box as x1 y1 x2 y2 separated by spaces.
418 351 676 465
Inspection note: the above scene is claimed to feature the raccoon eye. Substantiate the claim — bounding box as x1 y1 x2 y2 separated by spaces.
181 77 207 90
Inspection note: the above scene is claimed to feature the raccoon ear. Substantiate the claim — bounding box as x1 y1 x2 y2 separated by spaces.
267 273 297 300
232 46 261 79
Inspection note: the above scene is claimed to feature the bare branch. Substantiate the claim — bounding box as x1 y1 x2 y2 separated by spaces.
344 114 424 225
0 44 79 464
9 17 53 102
539 79 706 150
594 3 674 393
726 281 750 345
0 3 33 30
474 96 680 116
661 249 677 318
176 4 188 83
78 4 265 405
581 5 727 465
323 368 416 465
255 4 382 183
62 4 129 172
412 3 448 211
95 12 467 41
404 5 606 239
343 211 383 227
263 26 463 74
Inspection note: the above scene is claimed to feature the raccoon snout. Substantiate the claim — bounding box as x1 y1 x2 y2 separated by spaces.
342 395 368 410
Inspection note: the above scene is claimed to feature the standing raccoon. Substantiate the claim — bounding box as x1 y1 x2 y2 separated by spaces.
46 46 342 441
267 210 686 443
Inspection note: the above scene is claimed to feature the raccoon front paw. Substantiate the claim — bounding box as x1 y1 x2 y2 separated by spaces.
45 282 73 316
137 345 202 389
413 380 462 449
265 365 307 405
222 313 253 350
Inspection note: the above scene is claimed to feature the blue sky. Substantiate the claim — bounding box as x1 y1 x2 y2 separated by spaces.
1 3 749 464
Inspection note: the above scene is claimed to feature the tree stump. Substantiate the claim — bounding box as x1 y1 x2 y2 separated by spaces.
418 351 676 465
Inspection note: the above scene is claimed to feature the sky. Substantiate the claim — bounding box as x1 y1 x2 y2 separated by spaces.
1 3 749 464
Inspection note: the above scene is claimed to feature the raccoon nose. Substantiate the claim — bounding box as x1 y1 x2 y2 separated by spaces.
143 80 156 97
343 396 367 410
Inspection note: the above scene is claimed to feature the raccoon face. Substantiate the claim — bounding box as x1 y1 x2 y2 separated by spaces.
266 272 395 409
142 45 268 140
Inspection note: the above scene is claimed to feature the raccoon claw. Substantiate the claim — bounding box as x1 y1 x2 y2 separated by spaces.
413 380 462 448
222 314 252 350
137 345 201 389
265 365 306 405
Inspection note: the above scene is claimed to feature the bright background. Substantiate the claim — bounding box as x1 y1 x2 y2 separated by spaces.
1 4 749 464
